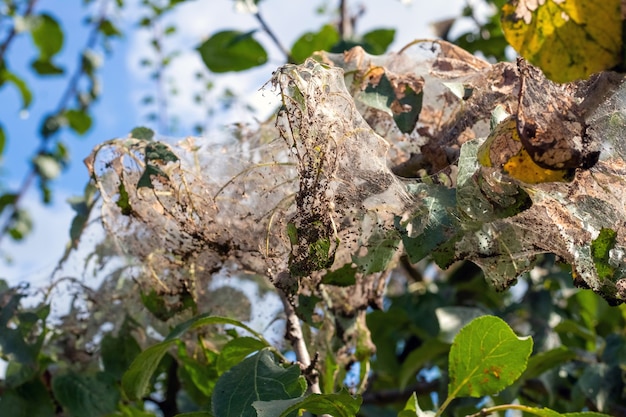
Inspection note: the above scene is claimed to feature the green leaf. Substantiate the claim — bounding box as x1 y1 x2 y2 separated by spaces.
291 24 340 63
137 164 167 189
52 372 120 417
123 313 263 400
398 392 435 417
31 59 64 75
145 142 179 163
213 349 306 417
400 184 458 264
435 306 485 344
447 315 532 398
398 338 449 390
362 28 395 55
0 193 17 215
130 126 154 140
523 346 578 380
65 109 92 135
356 70 423 133
217 336 268 374
392 83 422 134
8 208 33 240
101 331 142 380
0 379 55 417
500 0 621 82
1 69 33 109
100 19 122 37
33 154 62 181
353 230 400 274
122 339 177 400
321 263 357 286
577 363 620 412
296 294 323 327
116 182 132 215
30 14 64 60
591 228 617 280
253 389 361 417
139 288 194 320
177 342 218 400
40 114 63 138
197 30 267 73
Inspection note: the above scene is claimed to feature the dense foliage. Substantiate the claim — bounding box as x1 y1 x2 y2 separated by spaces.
2 1 626 417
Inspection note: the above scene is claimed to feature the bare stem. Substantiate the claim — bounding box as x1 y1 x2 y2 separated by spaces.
254 10 293 63
338 0 352 39
276 272 321 394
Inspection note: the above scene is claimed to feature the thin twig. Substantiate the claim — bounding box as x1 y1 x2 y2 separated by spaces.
276 273 320 392
253 10 293 62
338 0 351 39
0 0 39 61
0 0 112 246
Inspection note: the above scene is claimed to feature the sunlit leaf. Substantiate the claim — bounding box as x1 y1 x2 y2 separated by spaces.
217 337 268 374
65 109 92 135
31 59 64 75
398 392 436 417
252 388 361 417
353 230 400 274
30 13 64 60
130 126 155 140
0 69 33 109
362 28 395 55
179 343 219 403
291 24 339 63
8 209 33 240
99 19 122 37
591 228 617 280
197 30 267 73
122 313 263 400
501 0 622 82
33 154 62 181
400 184 458 264
213 349 306 417
448 315 532 398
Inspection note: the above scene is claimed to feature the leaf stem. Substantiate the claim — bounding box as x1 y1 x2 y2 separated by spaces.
466 404 556 417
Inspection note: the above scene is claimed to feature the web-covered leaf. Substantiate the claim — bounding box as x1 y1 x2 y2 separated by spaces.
85 128 297 315
87 39 626 315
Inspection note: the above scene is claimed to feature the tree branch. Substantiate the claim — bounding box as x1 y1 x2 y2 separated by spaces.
254 10 293 63
276 271 321 394
0 0 39 62
0 0 113 246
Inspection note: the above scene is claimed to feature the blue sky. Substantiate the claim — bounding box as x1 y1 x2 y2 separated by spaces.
0 0 471 289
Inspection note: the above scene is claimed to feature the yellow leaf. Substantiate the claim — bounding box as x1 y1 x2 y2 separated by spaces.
501 0 622 82
478 117 571 184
